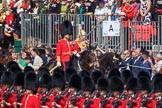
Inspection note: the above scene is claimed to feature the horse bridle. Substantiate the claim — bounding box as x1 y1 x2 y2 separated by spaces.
88 49 100 68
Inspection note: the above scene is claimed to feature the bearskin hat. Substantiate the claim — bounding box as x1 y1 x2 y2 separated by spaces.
137 76 150 92
37 67 50 76
79 70 90 78
6 61 18 69
97 77 108 91
8 64 22 76
24 66 35 74
24 72 38 94
82 76 94 92
60 20 73 37
39 73 52 90
14 72 24 87
0 63 6 79
53 67 64 78
52 73 65 90
108 68 121 80
65 68 77 82
1 71 14 85
69 74 81 91
126 77 137 93
152 73 162 92
109 76 124 93
137 71 150 79
91 70 103 84
121 70 133 84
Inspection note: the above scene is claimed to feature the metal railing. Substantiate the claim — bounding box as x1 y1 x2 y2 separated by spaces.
21 13 160 52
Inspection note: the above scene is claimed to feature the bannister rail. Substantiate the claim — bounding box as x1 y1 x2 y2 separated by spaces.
21 13 160 53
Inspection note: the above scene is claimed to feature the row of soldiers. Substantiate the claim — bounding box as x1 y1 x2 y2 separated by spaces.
1 60 162 108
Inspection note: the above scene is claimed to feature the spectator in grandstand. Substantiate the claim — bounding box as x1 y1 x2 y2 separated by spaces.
60 0 69 14
117 0 134 50
139 50 152 77
152 0 162 21
94 1 108 47
47 0 61 14
119 50 133 72
94 1 108 23
152 54 162 73
30 48 43 72
132 48 143 78
140 0 151 25
17 48 27 69
131 0 141 21
24 52 33 67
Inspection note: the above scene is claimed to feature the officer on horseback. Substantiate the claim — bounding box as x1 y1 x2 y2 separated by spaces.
55 20 79 70
75 29 89 53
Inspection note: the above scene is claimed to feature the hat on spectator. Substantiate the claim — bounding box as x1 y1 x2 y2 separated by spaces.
142 50 149 56
60 20 73 37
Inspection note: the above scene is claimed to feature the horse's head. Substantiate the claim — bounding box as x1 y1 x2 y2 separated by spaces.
113 51 122 66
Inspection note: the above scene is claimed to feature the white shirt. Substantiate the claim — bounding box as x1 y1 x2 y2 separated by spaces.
94 6 109 19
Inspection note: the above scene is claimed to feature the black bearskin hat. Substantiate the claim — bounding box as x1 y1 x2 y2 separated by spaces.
108 68 121 80
126 77 137 93
69 74 81 91
53 67 64 78
8 64 22 76
79 70 90 78
0 63 6 80
37 67 50 76
14 72 24 87
152 73 162 92
137 76 150 92
109 76 124 93
121 70 133 84
24 72 38 94
1 71 14 85
82 76 94 92
97 77 108 91
6 61 18 69
24 66 35 74
65 68 77 82
52 73 65 90
39 73 52 90
137 71 150 79
91 70 103 84
60 20 73 37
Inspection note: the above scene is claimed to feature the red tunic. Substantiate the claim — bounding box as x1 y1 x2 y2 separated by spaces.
21 94 40 108
56 39 78 62
5 12 14 27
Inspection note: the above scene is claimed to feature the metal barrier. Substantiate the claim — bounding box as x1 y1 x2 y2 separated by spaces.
21 13 160 52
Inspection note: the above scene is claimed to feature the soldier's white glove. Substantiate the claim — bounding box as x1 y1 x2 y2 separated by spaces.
56 62 61 67
73 52 80 58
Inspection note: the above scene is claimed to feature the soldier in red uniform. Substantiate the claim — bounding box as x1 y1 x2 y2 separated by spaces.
21 72 40 108
38 73 53 108
13 72 25 108
0 71 16 108
52 72 66 108
56 20 79 70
